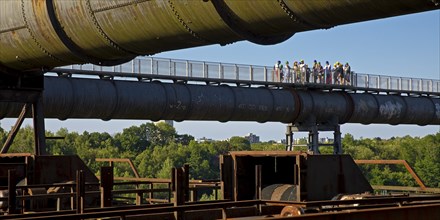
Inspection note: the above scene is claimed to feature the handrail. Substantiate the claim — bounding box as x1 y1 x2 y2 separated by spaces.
54 57 440 94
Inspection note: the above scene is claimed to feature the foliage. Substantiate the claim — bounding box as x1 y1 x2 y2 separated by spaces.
343 133 440 188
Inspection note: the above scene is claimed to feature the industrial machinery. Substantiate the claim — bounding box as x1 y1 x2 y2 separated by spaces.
0 0 438 155
220 151 373 202
0 151 438 219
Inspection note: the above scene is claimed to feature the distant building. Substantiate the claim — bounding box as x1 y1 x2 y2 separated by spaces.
293 137 334 145
197 137 214 143
155 120 174 127
319 137 334 144
294 138 308 145
244 133 260 144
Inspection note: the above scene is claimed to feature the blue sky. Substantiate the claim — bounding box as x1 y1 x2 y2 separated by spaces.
1 10 439 141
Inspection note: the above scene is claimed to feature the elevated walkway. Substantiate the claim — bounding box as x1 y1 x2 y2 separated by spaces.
52 57 440 97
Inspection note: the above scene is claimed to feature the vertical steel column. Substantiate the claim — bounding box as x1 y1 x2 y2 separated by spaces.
190 186 197 202
285 124 293 151
135 185 143 205
137 60 142 79
255 165 262 215
218 63 222 79
295 156 304 201
214 183 218 200
333 125 342 154
203 62 207 78
399 77 402 90
366 75 369 88
264 67 267 82
183 164 190 202
7 170 17 214
186 61 189 77
32 95 46 155
308 126 319 154
235 64 238 80
173 167 185 220
168 182 172 203
148 183 154 203
76 170 85 214
249 65 253 81
100 166 114 208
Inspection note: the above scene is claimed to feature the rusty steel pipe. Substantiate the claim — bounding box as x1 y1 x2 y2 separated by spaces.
0 77 439 126
0 0 438 74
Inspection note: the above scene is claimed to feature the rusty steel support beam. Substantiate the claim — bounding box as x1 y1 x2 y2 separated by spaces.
371 185 440 193
100 166 113 208
183 164 190 203
3 200 262 220
267 203 440 220
0 79 46 155
173 167 185 220
1 104 30 154
333 126 342 154
7 170 17 215
76 170 85 214
255 165 262 215
355 160 427 189
32 95 46 156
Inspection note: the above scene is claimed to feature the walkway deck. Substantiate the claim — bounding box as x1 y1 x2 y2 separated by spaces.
52 57 440 96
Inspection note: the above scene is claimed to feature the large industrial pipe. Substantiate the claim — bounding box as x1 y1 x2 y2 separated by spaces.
0 0 438 74
1 77 439 126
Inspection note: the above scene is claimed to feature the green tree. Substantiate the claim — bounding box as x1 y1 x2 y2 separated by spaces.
228 136 251 151
156 158 174 179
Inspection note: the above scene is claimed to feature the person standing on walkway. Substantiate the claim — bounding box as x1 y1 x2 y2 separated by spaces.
317 62 323 83
343 62 351 85
285 61 291 83
312 60 318 83
274 60 282 82
293 61 299 83
299 60 307 83
324 61 332 84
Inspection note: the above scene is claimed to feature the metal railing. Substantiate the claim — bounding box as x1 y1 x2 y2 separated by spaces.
56 57 440 94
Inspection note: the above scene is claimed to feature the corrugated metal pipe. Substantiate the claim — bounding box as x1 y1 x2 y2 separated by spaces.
0 77 439 125
0 0 438 74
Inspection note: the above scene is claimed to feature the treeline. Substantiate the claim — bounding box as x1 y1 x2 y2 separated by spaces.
0 123 439 188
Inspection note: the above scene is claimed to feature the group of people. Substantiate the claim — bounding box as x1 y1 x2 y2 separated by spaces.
273 60 352 85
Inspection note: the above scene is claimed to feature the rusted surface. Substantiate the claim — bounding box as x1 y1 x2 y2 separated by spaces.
100 166 113 208
3 76 440 126
222 152 372 202
0 153 440 219
7 170 17 214
280 205 303 217
267 203 440 220
1 197 439 219
371 185 440 193
0 104 29 154
32 96 46 156
0 0 438 73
